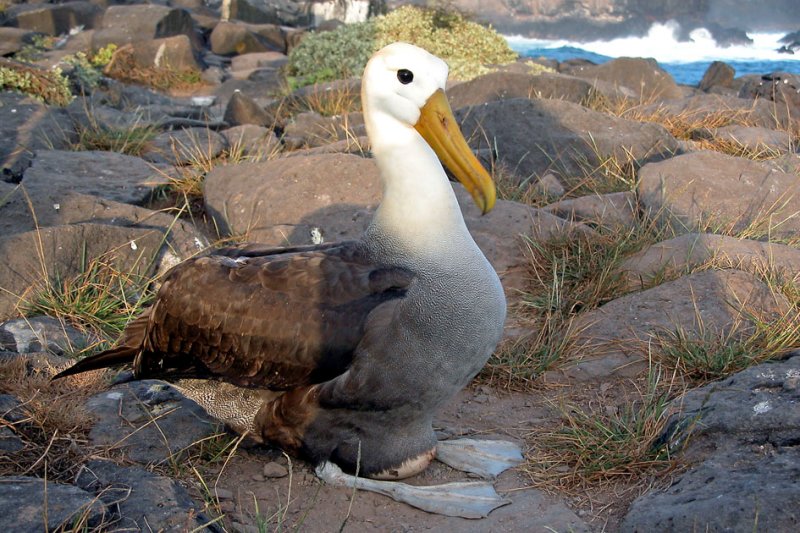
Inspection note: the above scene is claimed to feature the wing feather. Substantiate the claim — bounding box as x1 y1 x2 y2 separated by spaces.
133 242 413 389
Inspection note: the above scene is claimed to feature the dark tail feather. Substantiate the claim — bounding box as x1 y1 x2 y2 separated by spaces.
53 345 138 380
54 312 150 380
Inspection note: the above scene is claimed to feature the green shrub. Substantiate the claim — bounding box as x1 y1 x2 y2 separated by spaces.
0 60 73 105
287 5 517 87
286 22 377 88
375 5 517 80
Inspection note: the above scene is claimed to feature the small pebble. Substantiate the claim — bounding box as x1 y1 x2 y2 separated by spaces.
215 488 234 500
251 473 265 481
783 376 798 391
263 462 289 478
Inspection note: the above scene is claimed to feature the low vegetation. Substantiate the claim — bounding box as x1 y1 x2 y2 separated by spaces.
287 5 517 87
0 57 72 105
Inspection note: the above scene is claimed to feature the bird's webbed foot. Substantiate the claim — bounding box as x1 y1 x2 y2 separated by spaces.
434 438 524 479
315 461 511 519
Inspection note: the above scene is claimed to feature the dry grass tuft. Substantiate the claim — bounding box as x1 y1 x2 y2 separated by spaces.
0 359 107 482
102 45 205 92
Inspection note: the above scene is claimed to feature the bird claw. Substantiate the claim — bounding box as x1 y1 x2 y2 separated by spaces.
315 461 511 519
435 438 524 479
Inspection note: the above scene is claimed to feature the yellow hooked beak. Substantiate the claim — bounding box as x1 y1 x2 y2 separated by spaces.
414 89 496 214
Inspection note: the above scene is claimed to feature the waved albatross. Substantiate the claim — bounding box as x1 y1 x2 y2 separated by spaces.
55 42 521 518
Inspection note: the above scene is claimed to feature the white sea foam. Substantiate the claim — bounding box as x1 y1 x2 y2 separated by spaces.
505 21 800 64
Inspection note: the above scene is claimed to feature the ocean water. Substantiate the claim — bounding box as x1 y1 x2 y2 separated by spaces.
505 21 800 86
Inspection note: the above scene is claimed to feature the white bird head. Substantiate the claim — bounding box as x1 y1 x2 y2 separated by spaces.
361 43 496 214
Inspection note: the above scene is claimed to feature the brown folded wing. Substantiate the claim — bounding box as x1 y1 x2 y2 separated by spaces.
131 241 414 389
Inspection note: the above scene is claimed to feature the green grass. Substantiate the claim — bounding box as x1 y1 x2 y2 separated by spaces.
527 365 679 488
23 251 155 351
71 121 158 156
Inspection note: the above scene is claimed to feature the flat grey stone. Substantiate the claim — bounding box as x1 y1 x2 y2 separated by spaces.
84 380 221 465
622 356 800 532
76 459 214 531
0 476 108 532
22 150 167 205
0 316 95 355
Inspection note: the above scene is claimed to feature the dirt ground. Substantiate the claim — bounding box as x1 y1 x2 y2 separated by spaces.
189 383 637 532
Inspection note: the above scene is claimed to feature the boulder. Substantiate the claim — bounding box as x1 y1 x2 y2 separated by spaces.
141 127 227 166
84 380 221 465
0 28 38 56
711 125 793 154
225 0 313 27
0 476 108 531
738 72 800 128
638 151 800 239
456 98 678 185
698 60 735 92
0 93 75 182
91 5 197 51
622 355 800 532
634 93 779 129
0 224 165 321
209 20 286 56
129 35 201 72
446 71 598 109
204 153 586 303
223 90 271 127
282 111 367 150
21 150 168 206
619 233 800 292
230 51 288 73
220 124 281 158
1 1 102 35
542 191 637 229
76 460 212 531
569 57 683 101
204 153 381 245
557 270 791 381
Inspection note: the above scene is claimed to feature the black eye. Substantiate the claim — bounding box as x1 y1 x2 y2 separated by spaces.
397 69 414 84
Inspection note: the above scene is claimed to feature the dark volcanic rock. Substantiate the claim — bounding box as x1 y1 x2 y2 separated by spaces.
91 4 198 51
622 355 800 532
560 270 791 381
84 380 221 465
76 460 213 531
0 476 108 532
698 60 735 91
446 71 597 109
457 98 678 185
0 93 75 182
1 1 102 35
0 181 208 271
22 150 167 205
224 90 271 126
0 28 38 56
129 35 201 71
569 57 683 100
220 124 281 158
738 71 800 127
141 127 227 166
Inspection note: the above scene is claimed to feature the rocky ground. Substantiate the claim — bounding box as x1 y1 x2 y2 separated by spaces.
2 2 800 532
